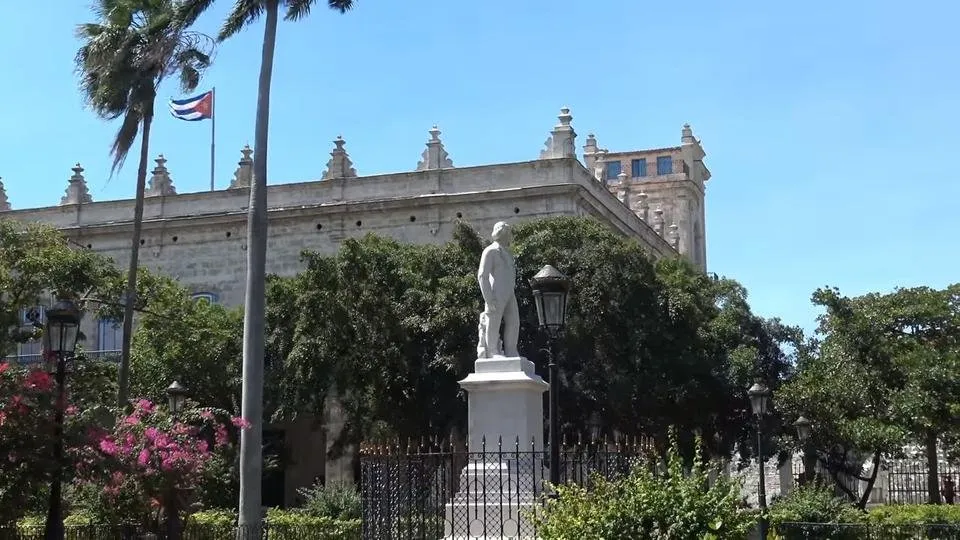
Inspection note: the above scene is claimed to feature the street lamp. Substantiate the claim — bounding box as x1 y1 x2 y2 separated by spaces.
530 264 570 487
747 381 771 540
42 298 82 540
165 381 189 415
794 416 814 485
163 381 189 540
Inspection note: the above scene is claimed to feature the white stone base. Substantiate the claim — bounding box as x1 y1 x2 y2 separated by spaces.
443 357 549 539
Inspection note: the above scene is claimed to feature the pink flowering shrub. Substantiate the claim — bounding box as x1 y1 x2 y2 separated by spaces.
72 399 248 526
0 361 58 524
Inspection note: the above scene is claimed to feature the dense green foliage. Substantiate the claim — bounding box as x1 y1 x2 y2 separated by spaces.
532 436 756 539
264 217 796 463
294 480 361 520
778 284 960 506
768 483 864 530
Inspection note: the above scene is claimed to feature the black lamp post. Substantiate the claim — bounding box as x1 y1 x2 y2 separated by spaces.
164 381 189 540
793 416 814 485
165 381 189 415
747 381 771 540
530 265 570 487
42 299 82 540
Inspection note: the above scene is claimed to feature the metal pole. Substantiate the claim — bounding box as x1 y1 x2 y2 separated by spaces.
210 87 216 192
44 352 66 540
756 416 768 540
548 342 560 486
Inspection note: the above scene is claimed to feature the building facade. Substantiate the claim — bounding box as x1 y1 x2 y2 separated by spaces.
0 108 711 503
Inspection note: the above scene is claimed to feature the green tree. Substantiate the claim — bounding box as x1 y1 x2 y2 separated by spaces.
75 0 214 407
265 216 792 472
778 285 960 507
0 219 120 357
177 0 355 525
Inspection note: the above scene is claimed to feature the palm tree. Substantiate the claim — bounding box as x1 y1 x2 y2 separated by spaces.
178 0 354 529
76 0 214 408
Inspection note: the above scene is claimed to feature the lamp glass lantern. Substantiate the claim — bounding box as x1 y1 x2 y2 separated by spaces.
794 416 813 442
747 382 771 416
165 381 189 414
42 299 82 356
530 265 570 339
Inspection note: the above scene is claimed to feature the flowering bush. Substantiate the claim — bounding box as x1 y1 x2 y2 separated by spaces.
72 399 248 526
0 361 58 524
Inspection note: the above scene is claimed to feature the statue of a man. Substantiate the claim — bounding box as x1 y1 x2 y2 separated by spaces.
477 221 519 359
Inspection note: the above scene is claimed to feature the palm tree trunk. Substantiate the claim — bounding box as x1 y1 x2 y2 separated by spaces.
238 0 278 532
117 101 154 407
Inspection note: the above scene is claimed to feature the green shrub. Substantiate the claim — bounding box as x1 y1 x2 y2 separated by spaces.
294 480 361 520
531 435 755 539
185 509 237 539
864 504 960 525
266 508 361 540
768 483 865 540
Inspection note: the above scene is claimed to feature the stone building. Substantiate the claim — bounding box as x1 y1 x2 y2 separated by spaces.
0 108 711 504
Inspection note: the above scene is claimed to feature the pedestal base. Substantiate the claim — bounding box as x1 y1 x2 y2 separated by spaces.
442 356 548 539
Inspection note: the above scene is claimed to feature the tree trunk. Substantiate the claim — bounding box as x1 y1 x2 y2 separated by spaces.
926 430 941 504
238 0 278 533
857 450 882 510
117 100 154 407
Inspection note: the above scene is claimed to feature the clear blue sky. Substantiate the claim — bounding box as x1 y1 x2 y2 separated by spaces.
1 0 957 334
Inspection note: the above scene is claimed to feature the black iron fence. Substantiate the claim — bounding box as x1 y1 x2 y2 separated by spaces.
777 522 960 539
2 523 354 540
887 463 960 505
359 436 652 540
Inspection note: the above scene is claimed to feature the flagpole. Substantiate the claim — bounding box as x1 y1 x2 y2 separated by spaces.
210 87 216 192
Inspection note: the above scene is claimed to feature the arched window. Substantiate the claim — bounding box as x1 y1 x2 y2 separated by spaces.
192 292 219 305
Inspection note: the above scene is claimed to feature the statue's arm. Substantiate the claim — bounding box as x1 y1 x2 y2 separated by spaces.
477 249 495 306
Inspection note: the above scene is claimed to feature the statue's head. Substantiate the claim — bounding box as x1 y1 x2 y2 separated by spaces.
491 221 512 244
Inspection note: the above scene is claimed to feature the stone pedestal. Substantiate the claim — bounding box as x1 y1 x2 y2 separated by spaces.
443 357 548 539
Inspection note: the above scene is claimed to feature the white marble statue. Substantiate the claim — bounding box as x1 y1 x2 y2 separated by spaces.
476 221 519 359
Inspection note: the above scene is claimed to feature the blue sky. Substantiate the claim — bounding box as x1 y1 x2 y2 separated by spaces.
1 0 957 334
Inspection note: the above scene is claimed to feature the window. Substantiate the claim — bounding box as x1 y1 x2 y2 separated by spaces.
98 319 123 353
656 156 673 175
605 161 622 183
192 292 219 305
631 158 647 178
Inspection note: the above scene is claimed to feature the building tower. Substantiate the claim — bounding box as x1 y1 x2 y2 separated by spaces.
587 124 710 269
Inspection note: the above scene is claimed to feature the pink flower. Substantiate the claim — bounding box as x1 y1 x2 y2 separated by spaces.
123 414 140 426
65 405 78 416
137 448 151 466
200 410 214 420
23 370 53 391
0 362 9 375
215 425 229 447
99 439 118 456
231 417 252 429
144 427 159 442
135 399 155 413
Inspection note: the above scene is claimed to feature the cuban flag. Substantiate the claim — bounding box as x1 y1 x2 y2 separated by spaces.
169 90 213 121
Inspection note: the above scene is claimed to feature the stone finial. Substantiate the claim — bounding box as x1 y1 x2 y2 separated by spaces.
669 222 680 249
616 171 630 205
653 205 665 236
637 191 649 222
583 133 599 170
0 177 10 212
416 125 454 171
146 154 177 197
592 148 608 181
230 145 254 189
539 107 577 160
681 123 696 145
322 136 357 180
60 163 93 205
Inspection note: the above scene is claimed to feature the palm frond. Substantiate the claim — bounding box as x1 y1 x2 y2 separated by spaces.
220 0 265 41
174 0 218 27
110 106 143 173
284 0 354 21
